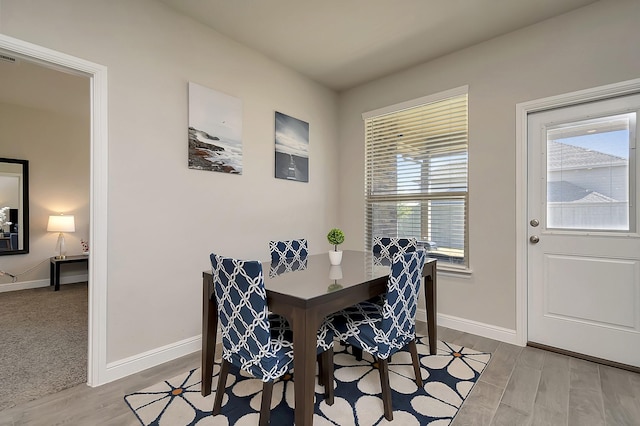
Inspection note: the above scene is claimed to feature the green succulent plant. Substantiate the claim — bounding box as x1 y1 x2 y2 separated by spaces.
327 228 345 251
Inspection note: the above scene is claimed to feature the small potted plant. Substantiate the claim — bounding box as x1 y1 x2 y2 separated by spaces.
327 228 345 265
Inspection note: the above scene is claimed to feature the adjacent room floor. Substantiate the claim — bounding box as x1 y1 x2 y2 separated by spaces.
0 282 87 412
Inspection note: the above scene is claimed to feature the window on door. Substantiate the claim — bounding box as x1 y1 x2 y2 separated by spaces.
363 87 469 268
546 112 636 232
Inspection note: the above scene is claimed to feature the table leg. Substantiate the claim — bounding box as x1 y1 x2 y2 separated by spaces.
54 262 61 291
291 309 320 426
201 274 218 396
425 265 437 355
50 261 54 288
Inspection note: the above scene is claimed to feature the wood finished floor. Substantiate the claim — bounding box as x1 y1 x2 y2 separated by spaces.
1 323 638 426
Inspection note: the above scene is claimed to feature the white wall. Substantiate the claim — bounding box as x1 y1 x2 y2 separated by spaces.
0 0 339 363
337 0 640 331
0 102 90 288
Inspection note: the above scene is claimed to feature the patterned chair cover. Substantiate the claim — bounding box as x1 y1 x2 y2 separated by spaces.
269 239 308 261
328 249 426 360
210 253 333 381
369 238 416 306
372 236 417 258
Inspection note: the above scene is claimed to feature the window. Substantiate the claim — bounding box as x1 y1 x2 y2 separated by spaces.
364 87 469 268
546 113 634 231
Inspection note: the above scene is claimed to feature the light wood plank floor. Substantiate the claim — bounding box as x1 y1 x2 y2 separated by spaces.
1 323 638 425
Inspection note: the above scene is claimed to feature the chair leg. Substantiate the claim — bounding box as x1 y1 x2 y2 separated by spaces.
378 358 393 421
317 353 324 386
213 359 230 415
321 348 334 405
259 381 274 426
408 339 422 386
352 346 363 361
342 340 364 361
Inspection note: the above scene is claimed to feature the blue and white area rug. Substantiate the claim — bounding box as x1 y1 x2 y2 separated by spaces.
124 336 490 425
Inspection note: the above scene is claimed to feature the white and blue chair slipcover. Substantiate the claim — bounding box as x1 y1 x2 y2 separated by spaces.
372 236 418 257
367 237 417 311
210 253 334 425
327 250 427 421
369 236 419 307
269 239 308 261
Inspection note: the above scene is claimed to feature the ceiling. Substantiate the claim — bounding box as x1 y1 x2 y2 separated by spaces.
0 0 599 114
0 56 89 117
158 0 599 91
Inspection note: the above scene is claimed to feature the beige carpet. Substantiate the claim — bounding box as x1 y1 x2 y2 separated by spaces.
0 282 87 411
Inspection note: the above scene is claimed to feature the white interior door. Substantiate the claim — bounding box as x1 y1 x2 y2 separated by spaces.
527 94 640 368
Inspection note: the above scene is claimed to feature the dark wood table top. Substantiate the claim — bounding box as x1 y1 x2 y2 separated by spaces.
205 250 434 303
265 251 393 302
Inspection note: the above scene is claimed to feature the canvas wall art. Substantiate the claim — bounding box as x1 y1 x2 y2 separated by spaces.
188 82 243 174
275 111 309 182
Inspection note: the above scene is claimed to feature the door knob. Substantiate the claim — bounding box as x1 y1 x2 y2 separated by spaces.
530 219 539 227
530 235 540 244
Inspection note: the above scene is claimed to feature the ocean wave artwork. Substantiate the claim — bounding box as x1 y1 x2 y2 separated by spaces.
188 127 243 174
188 82 243 174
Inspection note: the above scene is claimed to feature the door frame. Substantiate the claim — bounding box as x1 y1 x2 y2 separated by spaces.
515 78 640 346
0 34 109 386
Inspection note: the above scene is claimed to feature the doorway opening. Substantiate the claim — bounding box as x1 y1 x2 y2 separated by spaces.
0 34 108 386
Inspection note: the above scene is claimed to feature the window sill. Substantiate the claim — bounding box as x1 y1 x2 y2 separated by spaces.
436 264 473 278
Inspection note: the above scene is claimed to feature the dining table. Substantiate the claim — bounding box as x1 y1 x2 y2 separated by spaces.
201 250 437 425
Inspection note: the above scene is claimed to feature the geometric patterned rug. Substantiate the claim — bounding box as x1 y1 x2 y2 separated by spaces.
124 335 490 425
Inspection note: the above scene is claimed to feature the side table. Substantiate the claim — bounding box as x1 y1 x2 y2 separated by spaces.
50 255 89 291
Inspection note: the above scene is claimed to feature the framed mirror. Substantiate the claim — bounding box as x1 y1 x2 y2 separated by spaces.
0 158 29 255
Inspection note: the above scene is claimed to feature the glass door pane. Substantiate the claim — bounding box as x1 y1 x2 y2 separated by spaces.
546 113 635 231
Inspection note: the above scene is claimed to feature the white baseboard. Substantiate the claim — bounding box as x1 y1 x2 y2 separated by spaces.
0 274 88 293
103 312 519 386
99 311 519 386
104 335 202 384
417 308 521 346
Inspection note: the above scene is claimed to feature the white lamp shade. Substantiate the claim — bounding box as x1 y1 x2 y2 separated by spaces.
47 215 75 232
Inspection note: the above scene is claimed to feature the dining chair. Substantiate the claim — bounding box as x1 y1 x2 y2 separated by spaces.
372 236 417 257
368 236 419 312
366 237 418 315
327 249 426 421
343 238 418 362
269 238 308 261
210 253 334 425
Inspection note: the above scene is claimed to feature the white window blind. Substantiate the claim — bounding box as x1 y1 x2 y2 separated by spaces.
364 88 469 267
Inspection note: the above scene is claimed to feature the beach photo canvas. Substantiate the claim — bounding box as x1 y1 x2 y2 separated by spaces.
274 111 309 182
188 82 243 174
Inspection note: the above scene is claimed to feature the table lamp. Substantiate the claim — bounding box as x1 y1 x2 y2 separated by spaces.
47 214 75 259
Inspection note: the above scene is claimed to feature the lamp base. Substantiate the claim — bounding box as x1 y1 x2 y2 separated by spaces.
55 233 67 260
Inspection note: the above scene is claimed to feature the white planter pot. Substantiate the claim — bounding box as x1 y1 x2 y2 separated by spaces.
329 250 343 265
